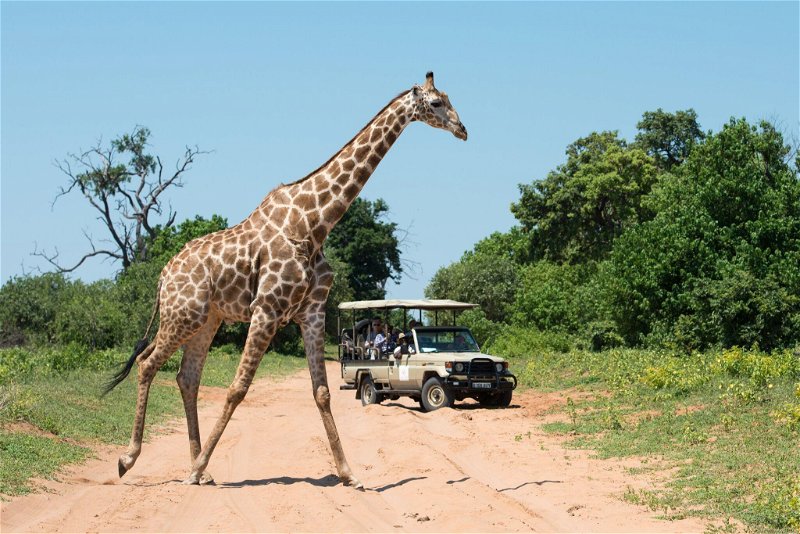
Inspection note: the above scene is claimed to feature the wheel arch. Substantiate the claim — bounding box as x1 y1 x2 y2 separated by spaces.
354 369 373 400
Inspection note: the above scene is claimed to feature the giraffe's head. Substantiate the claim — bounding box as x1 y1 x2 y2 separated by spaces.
412 72 468 141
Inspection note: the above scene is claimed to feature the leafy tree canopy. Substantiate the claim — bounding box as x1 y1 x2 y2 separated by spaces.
605 118 800 350
425 251 519 323
634 108 704 171
511 131 658 263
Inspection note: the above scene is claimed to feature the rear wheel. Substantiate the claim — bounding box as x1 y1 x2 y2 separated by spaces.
421 377 454 412
360 376 379 406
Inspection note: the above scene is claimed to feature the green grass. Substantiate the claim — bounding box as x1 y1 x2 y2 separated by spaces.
498 345 800 532
0 343 308 497
0 431 91 495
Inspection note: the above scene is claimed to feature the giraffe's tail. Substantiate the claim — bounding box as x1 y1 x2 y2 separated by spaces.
102 281 161 396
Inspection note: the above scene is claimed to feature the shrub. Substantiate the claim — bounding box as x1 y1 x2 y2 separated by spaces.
54 280 127 349
0 273 70 346
485 325 574 357
457 308 503 347
513 261 596 333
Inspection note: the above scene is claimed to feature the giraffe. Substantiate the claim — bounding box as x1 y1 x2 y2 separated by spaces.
104 72 467 489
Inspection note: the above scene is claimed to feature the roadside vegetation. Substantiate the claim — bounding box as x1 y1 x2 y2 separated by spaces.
487 341 800 531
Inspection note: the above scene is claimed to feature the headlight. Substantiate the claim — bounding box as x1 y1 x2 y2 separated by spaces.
495 362 504 373
454 362 465 373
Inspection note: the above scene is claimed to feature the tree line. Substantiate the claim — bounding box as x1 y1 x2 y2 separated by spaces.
427 111 800 353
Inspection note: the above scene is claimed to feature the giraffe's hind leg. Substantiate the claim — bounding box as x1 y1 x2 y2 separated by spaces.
118 332 183 477
176 314 222 485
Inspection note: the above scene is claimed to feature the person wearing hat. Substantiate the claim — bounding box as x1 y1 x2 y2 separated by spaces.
393 332 416 358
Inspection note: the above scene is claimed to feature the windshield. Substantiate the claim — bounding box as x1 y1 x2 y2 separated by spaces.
415 329 480 353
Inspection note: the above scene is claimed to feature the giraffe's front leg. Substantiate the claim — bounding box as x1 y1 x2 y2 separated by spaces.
182 309 275 485
177 315 222 485
298 304 363 490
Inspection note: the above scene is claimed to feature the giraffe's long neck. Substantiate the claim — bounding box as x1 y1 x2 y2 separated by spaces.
281 91 416 249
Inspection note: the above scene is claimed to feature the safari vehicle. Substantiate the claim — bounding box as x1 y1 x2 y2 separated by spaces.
337 299 517 412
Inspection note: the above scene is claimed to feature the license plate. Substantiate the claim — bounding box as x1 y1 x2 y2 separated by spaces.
473 382 492 389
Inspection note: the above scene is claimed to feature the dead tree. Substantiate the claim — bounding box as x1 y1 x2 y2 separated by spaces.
34 126 207 273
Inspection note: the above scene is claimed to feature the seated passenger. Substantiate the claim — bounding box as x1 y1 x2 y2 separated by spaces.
385 326 399 353
372 324 388 358
393 332 416 358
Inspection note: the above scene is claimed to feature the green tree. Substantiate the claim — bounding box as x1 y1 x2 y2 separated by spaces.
426 252 519 323
513 261 598 333
605 119 800 350
511 131 658 263
471 228 531 264
635 108 704 171
325 198 402 300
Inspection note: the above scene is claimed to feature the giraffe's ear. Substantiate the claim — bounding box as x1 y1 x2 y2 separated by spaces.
412 85 420 97
424 72 434 90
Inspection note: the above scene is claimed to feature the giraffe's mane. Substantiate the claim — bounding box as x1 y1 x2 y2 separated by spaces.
282 89 413 188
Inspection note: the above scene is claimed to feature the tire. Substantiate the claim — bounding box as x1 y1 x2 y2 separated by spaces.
421 377 454 412
478 392 499 407
478 390 513 408
360 376 379 406
496 389 513 407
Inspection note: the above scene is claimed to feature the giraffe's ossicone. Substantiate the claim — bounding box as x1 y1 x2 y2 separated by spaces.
104 72 467 488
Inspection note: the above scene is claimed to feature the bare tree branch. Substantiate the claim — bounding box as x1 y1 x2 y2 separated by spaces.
37 127 206 274
32 234 123 274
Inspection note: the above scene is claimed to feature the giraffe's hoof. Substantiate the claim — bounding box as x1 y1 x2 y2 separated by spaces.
118 454 135 478
343 475 364 491
199 472 215 485
181 475 200 485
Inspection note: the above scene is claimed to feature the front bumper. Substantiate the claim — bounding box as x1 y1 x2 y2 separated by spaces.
444 373 517 392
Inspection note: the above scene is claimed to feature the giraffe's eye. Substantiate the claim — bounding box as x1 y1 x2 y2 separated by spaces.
430 100 443 108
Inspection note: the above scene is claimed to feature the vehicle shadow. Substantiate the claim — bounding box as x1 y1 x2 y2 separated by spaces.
380 401 520 412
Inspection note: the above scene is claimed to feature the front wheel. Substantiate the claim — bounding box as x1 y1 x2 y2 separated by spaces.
479 390 513 408
421 377 454 412
360 376 379 406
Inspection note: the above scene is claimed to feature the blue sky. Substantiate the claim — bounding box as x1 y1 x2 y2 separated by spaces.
2 1 798 299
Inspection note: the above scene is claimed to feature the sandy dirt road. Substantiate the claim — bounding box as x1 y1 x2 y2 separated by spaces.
2 361 710 533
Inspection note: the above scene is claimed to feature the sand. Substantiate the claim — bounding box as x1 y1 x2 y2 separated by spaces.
1 360 711 532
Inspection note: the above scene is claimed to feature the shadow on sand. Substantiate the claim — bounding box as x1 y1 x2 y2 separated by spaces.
220 474 428 492
497 480 563 492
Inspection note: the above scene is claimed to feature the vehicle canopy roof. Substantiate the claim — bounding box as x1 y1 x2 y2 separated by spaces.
337 299 478 311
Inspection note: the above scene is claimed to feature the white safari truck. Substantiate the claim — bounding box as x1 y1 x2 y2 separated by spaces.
337 299 517 412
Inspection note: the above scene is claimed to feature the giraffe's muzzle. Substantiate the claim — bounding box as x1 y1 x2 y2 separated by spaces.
454 122 468 141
